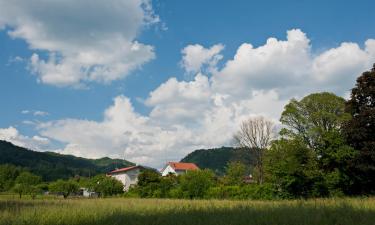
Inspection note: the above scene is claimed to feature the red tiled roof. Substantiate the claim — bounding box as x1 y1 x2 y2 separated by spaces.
108 166 139 174
168 162 199 171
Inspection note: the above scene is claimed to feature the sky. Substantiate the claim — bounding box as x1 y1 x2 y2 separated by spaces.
1 0 375 168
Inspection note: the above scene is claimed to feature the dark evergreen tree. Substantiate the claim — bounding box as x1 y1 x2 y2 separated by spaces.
344 64 375 194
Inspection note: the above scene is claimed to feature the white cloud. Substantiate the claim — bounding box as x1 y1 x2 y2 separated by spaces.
0 126 51 151
181 44 224 74
21 109 49 116
0 0 157 87
212 29 375 98
5 29 375 168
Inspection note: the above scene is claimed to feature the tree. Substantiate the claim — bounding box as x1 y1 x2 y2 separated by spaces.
137 170 161 187
90 175 124 197
280 92 351 151
179 169 215 199
0 164 22 192
264 139 324 198
278 92 356 196
344 64 375 194
223 161 247 186
234 116 275 184
136 170 162 198
12 171 42 198
49 179 79 198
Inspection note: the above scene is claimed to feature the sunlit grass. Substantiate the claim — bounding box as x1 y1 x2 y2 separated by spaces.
1 196 374 225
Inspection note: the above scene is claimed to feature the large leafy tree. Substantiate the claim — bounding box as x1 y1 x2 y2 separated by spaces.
344 65 375 194
280 92 351 151
277 92 355 196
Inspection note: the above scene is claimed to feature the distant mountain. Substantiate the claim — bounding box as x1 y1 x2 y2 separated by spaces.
0 140 134 181
180 147 256 175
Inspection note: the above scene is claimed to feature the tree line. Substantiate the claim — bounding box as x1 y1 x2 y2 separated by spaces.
0 164 124 198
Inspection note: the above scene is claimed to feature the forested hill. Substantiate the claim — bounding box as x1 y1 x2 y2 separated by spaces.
180 147 255 175
0 140 134 181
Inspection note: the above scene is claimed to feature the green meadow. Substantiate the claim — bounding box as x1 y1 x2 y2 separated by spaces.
1 197 375 225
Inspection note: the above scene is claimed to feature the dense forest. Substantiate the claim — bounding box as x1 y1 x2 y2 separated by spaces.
0 140 134 181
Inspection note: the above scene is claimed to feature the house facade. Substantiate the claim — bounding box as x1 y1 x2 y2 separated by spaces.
107 166 142 191
161 162 199 176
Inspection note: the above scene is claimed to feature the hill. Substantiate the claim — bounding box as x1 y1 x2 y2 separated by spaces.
180 147 256 175
0 140 134 181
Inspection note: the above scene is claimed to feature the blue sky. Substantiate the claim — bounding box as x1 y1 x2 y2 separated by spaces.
1 0 375 167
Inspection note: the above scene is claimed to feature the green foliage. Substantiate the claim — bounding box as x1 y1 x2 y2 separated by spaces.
179 169 215 199
223 161 247 185
136 170 178 198
49 179 79 198
264 139 324 198
12 171 42 198
181 147 255 175
0 140 134 181
280 92 350 150
205 184 278 200
0 164 23 192
269 92 358 197
90 175 124 197
344 65 375 194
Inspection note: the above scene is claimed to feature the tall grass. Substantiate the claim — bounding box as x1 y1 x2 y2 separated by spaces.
1 197 374 225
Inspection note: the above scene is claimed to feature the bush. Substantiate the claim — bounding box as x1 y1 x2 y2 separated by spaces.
49 179 79 198
206 184 279 200
179 169 215 199
90 175 124 197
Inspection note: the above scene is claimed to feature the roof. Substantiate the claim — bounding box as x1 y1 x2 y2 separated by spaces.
108 165 140 174
168 162 199 171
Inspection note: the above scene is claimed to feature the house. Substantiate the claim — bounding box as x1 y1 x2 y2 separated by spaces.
107 165 142 191
161 162 199 176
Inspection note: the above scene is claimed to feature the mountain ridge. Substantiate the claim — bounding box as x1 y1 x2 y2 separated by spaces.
0 140 134 181
180 146 256 175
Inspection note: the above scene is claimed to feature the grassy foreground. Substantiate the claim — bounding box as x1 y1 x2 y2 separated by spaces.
0 197 375 225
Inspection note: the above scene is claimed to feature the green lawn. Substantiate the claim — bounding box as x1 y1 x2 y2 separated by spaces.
1 197 374 225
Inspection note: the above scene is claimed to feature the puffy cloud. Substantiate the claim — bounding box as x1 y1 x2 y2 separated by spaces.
0 0 157 87
146 74 213 124
212 29 375 98
37 83 285 167
0 126 51 151
181 44 224 74
212 29 311 96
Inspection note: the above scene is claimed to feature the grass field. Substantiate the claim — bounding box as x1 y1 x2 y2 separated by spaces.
1 196 375 225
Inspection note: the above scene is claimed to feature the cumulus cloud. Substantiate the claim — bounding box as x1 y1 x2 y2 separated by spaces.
0 0 157 87
5 29 375 168
181 44 224 74
0 126 51 151
212 29 375 98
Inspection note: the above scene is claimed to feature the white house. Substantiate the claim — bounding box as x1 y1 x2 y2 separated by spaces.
161 162 199 176
107 165 142 191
